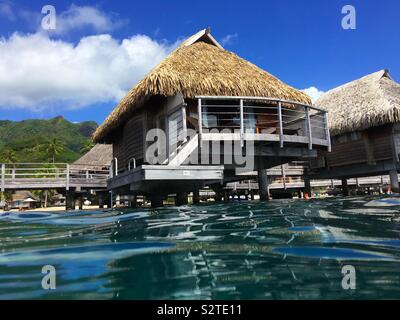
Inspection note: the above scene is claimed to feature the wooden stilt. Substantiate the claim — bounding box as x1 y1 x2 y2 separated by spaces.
389 170 399 193
130 195 137 208
342 178 349 197
151 195 164 208
65 190 75 210
192 190 200 205
257 169 270 201
304 178 311 199
78 194 83 210
176 192 188 206
98 194 105 209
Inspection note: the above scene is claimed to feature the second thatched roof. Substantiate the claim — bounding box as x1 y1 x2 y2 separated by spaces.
73 144 113 170
316 70 400 136
93 29 311 142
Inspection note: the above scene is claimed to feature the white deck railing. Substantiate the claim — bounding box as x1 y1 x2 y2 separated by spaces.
196 96 331 151
0 163 110 191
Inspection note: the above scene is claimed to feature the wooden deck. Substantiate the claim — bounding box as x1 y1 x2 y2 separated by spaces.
226 176 394 191
1 163 110 191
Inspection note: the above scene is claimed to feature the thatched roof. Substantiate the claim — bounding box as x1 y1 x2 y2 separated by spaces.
316 70 400 136
73 144 112 169
93 29 311 142
12 191 39 202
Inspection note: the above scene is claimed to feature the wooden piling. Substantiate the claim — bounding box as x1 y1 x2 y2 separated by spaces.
176 192 188 206
65 190 75 210
342 178 349 196
151 195 164 208
304 178 312 198
192 190 200 205
257 169 270 201
389 170 399 193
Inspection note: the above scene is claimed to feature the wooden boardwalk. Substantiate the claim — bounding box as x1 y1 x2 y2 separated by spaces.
1 163 110 192
227 176 392 191
1 162 392 195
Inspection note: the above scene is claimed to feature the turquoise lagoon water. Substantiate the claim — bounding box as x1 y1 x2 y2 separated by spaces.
1 196 400 299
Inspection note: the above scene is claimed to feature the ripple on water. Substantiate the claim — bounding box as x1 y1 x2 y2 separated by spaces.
273 246 397 261
1 197 400 299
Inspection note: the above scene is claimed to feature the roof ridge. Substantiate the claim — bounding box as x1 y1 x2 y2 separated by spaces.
322 69 388 97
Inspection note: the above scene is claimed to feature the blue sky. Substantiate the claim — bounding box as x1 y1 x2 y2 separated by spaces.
0 0 399 124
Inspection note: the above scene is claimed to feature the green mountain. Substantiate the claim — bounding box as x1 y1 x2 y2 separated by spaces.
0 116 98 163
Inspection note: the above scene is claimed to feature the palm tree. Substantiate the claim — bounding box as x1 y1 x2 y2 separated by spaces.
80 141 94 154
0 148 18 163
42 138 65 163
32 189 55 208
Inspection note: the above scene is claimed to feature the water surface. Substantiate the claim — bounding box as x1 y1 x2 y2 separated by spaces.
1 196 400 299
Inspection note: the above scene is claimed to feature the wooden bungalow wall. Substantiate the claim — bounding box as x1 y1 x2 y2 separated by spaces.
326 125 395 168
112 113 146 172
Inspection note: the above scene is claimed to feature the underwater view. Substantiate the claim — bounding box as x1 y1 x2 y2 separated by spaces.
1 196 400 300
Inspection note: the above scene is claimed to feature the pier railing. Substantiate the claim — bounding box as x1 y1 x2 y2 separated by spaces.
1 163 110 191
196 96 331 151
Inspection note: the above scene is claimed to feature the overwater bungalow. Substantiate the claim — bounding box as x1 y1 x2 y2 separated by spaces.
93 29 330 206
309 70 400 193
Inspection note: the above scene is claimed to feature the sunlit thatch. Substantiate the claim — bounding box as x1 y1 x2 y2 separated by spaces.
73 144 112 169
93 30 310 142
316 70 400 136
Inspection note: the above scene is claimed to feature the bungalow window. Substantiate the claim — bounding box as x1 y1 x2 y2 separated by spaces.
202 107 218 129
244 108 257 133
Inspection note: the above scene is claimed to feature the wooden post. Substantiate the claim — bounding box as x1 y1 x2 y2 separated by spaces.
66 164 70 191
192 190 200 205
98 193 105 209
389 170 399 193
281 164 287 190
176 192 188 206
278 102 284 148
240 99 244 147
65 190 75 211
224 190 230 202
305 106 312 150
257 169 270 201
214 190 222 202
198 98 203 147
304 178 312 198
78 194 83 210
130 195 137 208
324 112 331 152
150 195 164 208
108 191 113 209
342 178 349 197
182 105 187 142
1 164 5 192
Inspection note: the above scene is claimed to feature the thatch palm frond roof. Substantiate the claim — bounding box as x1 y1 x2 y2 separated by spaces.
73 144 112 169
316 70 400 136
93 29 311 142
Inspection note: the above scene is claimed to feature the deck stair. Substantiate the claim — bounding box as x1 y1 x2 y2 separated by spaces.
167 134 199 167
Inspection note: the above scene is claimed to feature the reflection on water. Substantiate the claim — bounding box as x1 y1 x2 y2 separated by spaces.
1 196 400 299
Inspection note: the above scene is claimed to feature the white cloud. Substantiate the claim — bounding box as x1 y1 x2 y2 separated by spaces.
221 33 238 46
302 86 325 103
0 32 178 111
0 1 15 21
50 4 125 35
